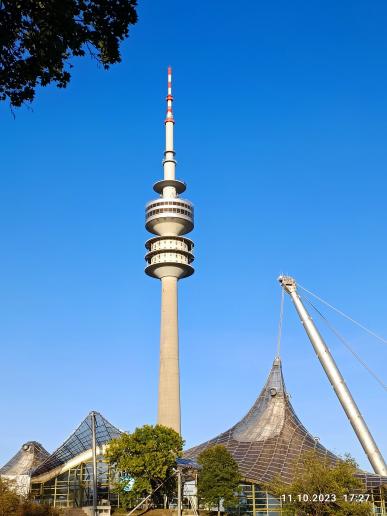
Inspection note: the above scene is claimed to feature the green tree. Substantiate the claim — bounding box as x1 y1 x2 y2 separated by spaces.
16 501 59 516
0 477 59 516
197 445 241 516
106 424 184 509
0 0 138 108
0 478 20 516
265 451 373 516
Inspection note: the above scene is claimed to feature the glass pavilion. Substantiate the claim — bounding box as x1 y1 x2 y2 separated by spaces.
184 357 387 516
1 359 385 514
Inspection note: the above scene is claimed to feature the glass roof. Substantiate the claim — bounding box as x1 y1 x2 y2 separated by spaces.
32 412 122 477
0 442 49 476
176 458 201 470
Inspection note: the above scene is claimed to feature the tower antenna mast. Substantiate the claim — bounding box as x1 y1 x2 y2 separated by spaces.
144 68 195 434
278 275 387 476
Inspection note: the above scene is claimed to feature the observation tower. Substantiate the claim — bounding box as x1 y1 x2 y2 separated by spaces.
144 68 194 434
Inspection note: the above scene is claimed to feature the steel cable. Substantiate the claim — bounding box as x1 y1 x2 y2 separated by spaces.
301 295 387 393
276 286 285 357
298 283 387 346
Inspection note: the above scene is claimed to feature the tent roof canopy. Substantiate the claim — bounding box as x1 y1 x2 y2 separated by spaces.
184 357 387 490
32 411 122 477
0 441 49 477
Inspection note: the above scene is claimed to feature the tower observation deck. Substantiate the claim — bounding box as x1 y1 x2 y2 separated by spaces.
145 68 194 434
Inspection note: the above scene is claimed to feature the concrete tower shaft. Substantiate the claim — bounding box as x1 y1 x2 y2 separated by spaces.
144 68 195 434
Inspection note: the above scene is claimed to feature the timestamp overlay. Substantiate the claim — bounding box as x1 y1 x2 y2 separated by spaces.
280 494 371 503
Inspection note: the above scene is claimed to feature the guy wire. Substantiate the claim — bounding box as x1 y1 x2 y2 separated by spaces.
298 283 387 346
277 286 285 357
301 295 387 393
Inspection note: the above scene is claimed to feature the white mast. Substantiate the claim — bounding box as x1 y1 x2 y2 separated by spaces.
164 67 175 181
279 275 387 476
144 68 194 434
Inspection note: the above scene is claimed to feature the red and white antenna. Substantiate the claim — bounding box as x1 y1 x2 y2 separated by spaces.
165 66 174 123
164 67 175 179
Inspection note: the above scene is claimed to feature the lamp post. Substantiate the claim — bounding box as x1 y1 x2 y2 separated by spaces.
91 411 98 516
177 466 182 516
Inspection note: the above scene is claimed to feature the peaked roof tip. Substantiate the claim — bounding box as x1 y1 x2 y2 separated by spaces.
184 356 387 489
31 411 122 477
0 441 50 477
184 356 337 483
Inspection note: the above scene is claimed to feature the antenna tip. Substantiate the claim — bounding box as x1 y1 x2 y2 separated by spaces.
168 66 172 75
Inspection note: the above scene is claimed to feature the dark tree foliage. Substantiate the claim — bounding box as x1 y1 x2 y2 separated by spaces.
265 452 373 516
106 424 184 509
197 445 241 516
0 477 20 515
0 477 59 516
0 0 138 107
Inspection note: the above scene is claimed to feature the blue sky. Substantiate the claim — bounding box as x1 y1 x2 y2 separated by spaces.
1 1 386 472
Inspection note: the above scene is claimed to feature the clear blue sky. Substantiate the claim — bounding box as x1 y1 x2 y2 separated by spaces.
1 1 386 472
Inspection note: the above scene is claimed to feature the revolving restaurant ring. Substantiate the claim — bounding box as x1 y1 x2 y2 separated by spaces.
145 199 194 235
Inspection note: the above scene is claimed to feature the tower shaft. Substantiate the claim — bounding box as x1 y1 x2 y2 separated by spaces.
158 276 180 433
145 68 194 435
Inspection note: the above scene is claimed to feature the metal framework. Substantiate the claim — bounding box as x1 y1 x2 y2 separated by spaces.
0 442 49 477
32 412 122 478
30 459 118 508
28 412 122 508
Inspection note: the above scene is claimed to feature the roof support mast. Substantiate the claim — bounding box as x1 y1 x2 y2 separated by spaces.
278 275 387 476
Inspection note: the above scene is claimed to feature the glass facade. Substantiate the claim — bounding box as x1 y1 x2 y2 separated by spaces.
233 484 282 516
372 488 387 516
30 458 119 508
31 469 386 514
230 483 386 516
